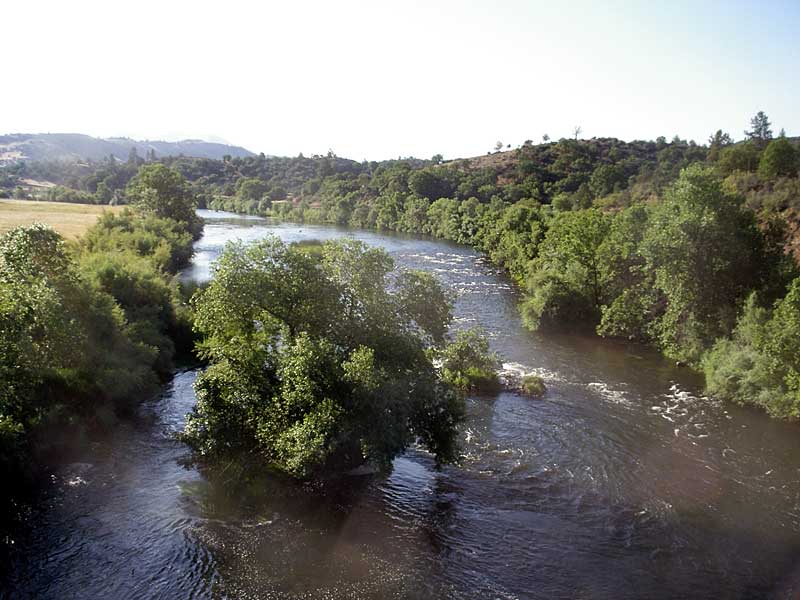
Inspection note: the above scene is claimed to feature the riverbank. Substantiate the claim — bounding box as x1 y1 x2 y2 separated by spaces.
0 167 200 545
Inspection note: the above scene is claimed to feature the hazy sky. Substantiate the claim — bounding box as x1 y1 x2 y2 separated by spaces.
3 0 798 160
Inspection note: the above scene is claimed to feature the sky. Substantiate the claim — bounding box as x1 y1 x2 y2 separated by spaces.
2 0 798 160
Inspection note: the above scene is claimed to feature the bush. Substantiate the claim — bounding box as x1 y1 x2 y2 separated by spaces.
439 328 501 394
521 375 546 397
703 281 800 419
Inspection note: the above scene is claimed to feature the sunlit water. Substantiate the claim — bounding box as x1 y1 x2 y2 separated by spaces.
4 209 800 599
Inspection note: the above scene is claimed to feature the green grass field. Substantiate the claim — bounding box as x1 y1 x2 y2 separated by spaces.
0 199 122 239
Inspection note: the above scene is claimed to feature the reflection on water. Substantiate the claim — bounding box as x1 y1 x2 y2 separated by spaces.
5 209 800 599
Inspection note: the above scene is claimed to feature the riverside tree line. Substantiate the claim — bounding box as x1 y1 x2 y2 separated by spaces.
0 165 499 499
1 112 800 494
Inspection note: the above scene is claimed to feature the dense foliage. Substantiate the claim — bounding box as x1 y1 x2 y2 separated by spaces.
184 238 468 477
0 165 198 491
3 113 800 423
439 329 502 394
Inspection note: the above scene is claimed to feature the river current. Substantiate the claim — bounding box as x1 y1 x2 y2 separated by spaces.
4 210 800 599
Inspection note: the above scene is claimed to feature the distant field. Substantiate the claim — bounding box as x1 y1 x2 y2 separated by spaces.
0 199 122 239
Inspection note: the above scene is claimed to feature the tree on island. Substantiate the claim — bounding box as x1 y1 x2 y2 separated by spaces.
183 238 496 479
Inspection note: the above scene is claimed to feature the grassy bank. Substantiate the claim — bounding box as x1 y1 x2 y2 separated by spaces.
0 199 121 239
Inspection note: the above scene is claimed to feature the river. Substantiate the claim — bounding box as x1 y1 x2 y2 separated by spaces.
4 209 800 599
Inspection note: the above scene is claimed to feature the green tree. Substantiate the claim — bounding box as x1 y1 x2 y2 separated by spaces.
126 164 201 237
704 279 800 419
408 169 453 200
522 208 610 330
184 238 465 478
0 224 162 480
707 129 733 162
236 177 269 201
588 164 625 199
717 141 762 175
640 165 766 361
745 111 773 146
758 137 798 179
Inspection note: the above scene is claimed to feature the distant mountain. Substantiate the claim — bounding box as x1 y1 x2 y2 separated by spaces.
0 133 255 163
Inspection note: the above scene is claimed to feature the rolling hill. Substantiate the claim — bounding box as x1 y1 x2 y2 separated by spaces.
0 133 255 164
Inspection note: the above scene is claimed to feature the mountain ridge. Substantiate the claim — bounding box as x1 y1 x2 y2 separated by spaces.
0 133 255 164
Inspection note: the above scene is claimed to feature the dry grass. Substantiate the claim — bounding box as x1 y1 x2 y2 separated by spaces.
0 199 122 239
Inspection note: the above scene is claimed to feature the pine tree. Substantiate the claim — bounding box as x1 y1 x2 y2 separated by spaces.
745 111 773 146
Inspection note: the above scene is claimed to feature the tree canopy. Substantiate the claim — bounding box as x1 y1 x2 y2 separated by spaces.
126 164 202 238
184 237 467 478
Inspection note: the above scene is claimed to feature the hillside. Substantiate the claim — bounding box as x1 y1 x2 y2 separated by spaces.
0 133 255 164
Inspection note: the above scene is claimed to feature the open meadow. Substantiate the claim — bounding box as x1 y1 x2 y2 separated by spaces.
0 199 121 239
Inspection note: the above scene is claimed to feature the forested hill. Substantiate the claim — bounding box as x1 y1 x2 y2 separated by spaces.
0 133 254 164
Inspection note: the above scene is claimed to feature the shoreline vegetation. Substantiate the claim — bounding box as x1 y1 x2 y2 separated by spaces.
0 164 200 512
195 118 800 420
1 112 800 495
0 164 502 504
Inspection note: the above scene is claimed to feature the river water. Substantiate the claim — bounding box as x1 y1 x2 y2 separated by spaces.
4 209 800 599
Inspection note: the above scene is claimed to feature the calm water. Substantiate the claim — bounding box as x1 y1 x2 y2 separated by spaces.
4 209 800 599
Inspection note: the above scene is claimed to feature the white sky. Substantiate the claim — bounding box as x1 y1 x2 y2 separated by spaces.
2 0 798 160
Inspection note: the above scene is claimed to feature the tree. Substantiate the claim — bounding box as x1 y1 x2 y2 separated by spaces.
0 224 164 479
125 164 201 237
573 126 582 140
758 137 798 179
717 141 761 175
409 169 453 200
708 130 733 147
522 208 610 330
707 130 733 161
127 147 142 166
236 177 269 201
704 278 800 419
184 238 466 478
588 164 625 198
745 111 773 146
640 164 767 361
495 141 503 152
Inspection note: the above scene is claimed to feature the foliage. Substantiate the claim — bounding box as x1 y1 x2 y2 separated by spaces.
638 165 768 361
704 280 800 418
0 163 202 490
522 208 610 330
745 111 773 146
184 238 465 478
5 115 800 424
717 141 762 175
521 375 546 397
758 138 798 179
81 209 195 273
126 164 202 238
439 328 501 394
0 224 162 481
